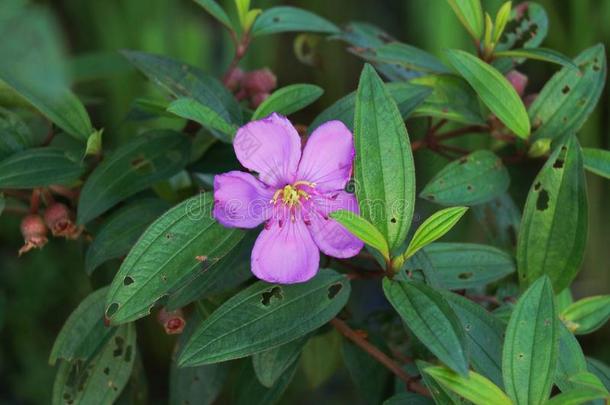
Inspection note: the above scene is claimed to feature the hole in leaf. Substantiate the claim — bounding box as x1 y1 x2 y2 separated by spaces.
261 286 283 306
466 185 473 191
328 283 343 299
536 189 549 211
593 65 601 72
561 85 570 94
165 233 173 240
272 16 280 23
390 217 397 223
465 323 472 331
553 158 564 169
534 182 541 191
458 272 473 280
123 276 134 286
103 367 110 375
518 353 525 360
113 336 125 357
106 303 119 318
124 345 133 362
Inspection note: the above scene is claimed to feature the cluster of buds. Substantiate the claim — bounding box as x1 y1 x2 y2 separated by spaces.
18 202 82 256
157 308 186 335
225 67 277 108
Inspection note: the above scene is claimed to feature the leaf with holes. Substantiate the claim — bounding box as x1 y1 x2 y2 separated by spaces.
403 206 468 260
354 64 416 251
517 136 587 291
446 0 484 39
502 276 559 405
104 193 244 324
251 6 339 37
330 210 390 261
85 199 170 275
52 323 136 405
494 48 578 69
178 269 350 366
383 279 469 375
424 366 512 405
496 2 548 52
77 130 190 224
309 82 431 132
443 291 505 387
411 74 486 125
252 336 307 388
0 147 84 189
582 147 610 179
167 98 237 142
445 49 530 138
420 150 510 206
561 295 610 335
529 44 606 142
425 243 515 290
252 84 323 120
369 42 450 74
472 193 521 251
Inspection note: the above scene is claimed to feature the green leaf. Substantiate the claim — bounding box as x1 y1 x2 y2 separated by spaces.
49 288 113 366
85 199 169 275
403 206 468 259
587 358 610 391
517 136 588 292
444 291 505 387
77 130 190 224
167 98 237 142
0 5 93 141
251 6 340 37
492 1 512 44
472 193 521 251
122 50 241 124
370 42 450 74
233 360 298 405
309 82 431 132
52 323 136 405
383 279 469 375
0 147 84 189
494 48 578 69
384 393 434 405
178 269 351 366
425 243 515 290
555 324 587 392
445 49 530 138
582 147 610 179
561 295 610 335
446 0 484 40
502 276 559 404
0 107 41 160
411 74 486 125
104 193 244 324
330 210 390 261
193 0 233 30
424 366 512 405
545 388 607 405
354 64 416 251
252 84 323 120
85 128 103 156
301 330 342 389
420 150 510 206
417 360 464 404
529 44 606 142
252 336 307 388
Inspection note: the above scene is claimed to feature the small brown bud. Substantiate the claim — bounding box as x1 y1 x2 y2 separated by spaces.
225 67 244 92
242 68 277 96
44 203 82 239
250 92 270 108
157 308 186 335
505 70 528 97
19 214 48 256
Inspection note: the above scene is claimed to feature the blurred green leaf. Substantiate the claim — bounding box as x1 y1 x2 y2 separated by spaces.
0 147 84 189
167 98 237 142
252 84 323 120
0 107 39 160
178 269 350 366
383 279 469 375
383 393 434 405
587 358 610 391
545 388 607 405
354 64 415 251
233 360 298 405
420 150 510 206
492 2 512 45
502 276 558 404
301 330 342 389
529 44 606 142
104 193 244 324
561 295 610 335
445 49 530 138
330 210 390 261
85 199 169 275
252 336 306 388
444 291 505 387
251 6 340 37
472 193 520 251
517 136 588 292
446 0 484 39
582 147 610 179
77 130 190 224
427 243 515 290
424 366 511 405
555 324 587 392
367 42 450 74
494 48 578 69
193 0 233 30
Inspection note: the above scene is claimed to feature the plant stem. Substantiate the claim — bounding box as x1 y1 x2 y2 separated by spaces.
222 31 251 85
330 318 429 396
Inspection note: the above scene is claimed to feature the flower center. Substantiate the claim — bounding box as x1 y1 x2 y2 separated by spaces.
272 181 315 207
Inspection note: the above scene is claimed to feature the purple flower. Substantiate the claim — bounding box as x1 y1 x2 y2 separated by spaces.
213 113 364 284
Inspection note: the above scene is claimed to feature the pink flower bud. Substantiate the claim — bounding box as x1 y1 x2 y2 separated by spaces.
157 308 186 335
250 92 270 108
506 70 528 97
225 67 244 92
19 214 48 256
44 203 81 239
242 68 277 96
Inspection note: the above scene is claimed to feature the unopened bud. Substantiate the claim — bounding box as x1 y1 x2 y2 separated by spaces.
44 203 81 239
250 92 270 108
19 214 48 256
506 70 528 97
225 67 244 92
242 68 277 96
157 308 186 335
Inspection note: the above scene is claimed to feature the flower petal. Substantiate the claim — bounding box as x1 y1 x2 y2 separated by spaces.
251 219 320 284
297 120 355 192
308 191 363 258
233 113 301 187
213 171 274 228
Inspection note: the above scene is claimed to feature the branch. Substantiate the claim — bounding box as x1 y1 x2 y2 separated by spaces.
222 32 251 85
330 318 429 397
